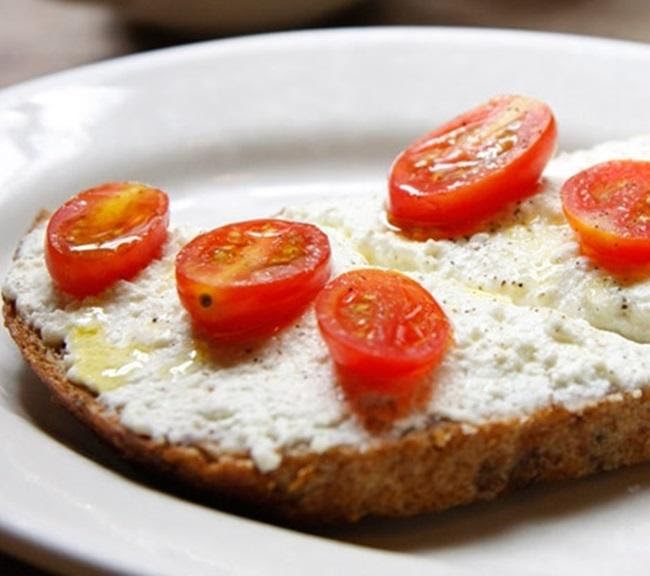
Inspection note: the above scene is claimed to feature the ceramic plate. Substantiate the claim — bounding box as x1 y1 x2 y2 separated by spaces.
1 28 650 576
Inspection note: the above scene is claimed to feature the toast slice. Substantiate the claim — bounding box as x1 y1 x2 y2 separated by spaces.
5 190 650 522
7 294 650 523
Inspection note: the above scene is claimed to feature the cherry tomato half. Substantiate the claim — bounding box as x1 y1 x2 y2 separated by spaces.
175 219 331 341
561 160 650 272
315 269 451 396
388 94 557 236
45 182 169 298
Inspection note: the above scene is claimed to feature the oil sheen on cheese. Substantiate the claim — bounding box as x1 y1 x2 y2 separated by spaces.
285 135 650 344
4 136 650 472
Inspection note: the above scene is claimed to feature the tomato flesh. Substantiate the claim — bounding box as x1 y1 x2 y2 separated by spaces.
175 219 331 341
315 269 451 396
561 160 650 271
45 182 169 297
388 94 557 236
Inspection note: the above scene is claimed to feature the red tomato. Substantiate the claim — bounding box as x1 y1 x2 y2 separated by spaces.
46 182 169 298
315 269 451 397
175 219 331 341
388 95 557 236
561 160 650 272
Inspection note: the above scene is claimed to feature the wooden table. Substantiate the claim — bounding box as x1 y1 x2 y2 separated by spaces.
1 0 649 573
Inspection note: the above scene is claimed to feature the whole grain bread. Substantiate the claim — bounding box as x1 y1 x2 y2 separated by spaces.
5 291 650 523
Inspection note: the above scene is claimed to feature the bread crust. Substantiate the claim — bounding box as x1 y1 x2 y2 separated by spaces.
6 294 650 523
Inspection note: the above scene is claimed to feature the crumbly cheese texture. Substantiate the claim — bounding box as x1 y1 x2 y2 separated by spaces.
4 136 650 472
284 135 650 344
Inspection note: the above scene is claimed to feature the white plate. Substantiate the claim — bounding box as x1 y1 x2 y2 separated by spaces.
1 28 650 576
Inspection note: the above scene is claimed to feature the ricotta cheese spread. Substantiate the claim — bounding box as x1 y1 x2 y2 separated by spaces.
284 135 650 344
4 136 650 472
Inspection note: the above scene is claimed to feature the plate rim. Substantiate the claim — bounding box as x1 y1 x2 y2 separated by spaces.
2 25 650 102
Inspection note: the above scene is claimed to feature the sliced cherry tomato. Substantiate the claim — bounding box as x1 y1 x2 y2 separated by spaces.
175 219 331 341
315 268 451 398
388 94 557 236
46 182 169 298
561 160 650 272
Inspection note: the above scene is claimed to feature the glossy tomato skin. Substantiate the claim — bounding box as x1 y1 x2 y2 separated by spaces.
388 95 557 236
315 269 451 396
176 219 331 341
45 182 169 298
561 160 650 272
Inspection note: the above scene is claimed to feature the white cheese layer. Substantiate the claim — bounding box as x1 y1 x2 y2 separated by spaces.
284 135 650 344
3 225 373 472
4 136 650 472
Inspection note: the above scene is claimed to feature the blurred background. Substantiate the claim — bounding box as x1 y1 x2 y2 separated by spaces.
2 0 650 88
1 0 649 574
